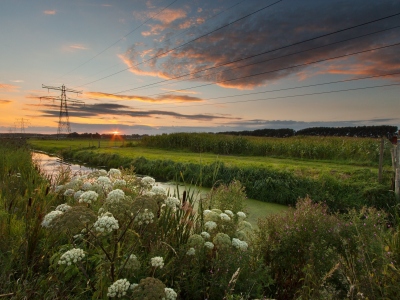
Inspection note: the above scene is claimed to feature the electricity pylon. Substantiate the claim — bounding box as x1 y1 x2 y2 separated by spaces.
15 118 31 137
40 84 84 139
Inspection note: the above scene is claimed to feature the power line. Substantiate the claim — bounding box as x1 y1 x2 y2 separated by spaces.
52 0 180 82
75 0 284 88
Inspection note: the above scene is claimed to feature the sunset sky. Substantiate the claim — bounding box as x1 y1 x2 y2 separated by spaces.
1 0 400 135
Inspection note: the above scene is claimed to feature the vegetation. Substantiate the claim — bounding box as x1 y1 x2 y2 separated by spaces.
1 139 400 299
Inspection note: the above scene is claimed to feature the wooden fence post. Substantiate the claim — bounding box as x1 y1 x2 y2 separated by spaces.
378 139 384 182
396 169 400 197
391 148 396 172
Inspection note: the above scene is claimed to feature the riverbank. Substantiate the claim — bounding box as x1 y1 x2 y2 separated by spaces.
30 139 395 212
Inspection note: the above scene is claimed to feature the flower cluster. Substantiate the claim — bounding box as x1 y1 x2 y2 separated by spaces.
204 241 214 250
79 191 98 204
94 214 119 233
125 254 141 270
205 221 217 231
232 238 248 250
201 232 210 239
107 279 130 298
64 189 75 197
113 179 126 187
186 248 196 256
42 210 63 228
151 186 166 196
165 197 180 208
203 210 212 215
55 203 71 212
97 176 112 186
74 190 83 201
151 256 164 269
134 209 154 225
108 168 121 177
58 248 85 266
165 288 177 300
81 182 92 191
55 185 64 193
188 234 204 247
213 233 232 247
237 211 246 218
142 176 155 187
219 213 231 221
106 189 125 203
224 210 234 217
99 169 108 176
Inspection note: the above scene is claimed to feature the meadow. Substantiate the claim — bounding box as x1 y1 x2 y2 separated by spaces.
1 138 400 299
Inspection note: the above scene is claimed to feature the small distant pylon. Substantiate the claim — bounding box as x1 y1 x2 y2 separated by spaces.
15 118 31 137
40 84 84 139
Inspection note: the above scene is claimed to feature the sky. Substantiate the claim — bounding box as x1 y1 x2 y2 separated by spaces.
1 0 400 135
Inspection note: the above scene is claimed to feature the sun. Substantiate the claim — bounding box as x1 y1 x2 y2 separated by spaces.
113 131 119 135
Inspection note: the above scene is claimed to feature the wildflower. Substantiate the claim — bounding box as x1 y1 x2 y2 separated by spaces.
106 189 125 203
142 176 155 187
71 175 80 181
125 254 141 270
99 169 108 176
134 208 154 225
151 256 164 269
130 283 138 290
165 197 180 208
108 168 121 177
204 241 214 249
97 176 112 186
113 179 126 187
107 279 130 298
151 186 166 196
224 210 234 217
205 221 217 231
203 209 212 216
64 189 75 197
220 213 231 221
55 203 71 212
165 288 177 300
94 214 119 233
237 211 246 218
55 185 64 193
188 234 204 247
232 238 248 251
186 248 196 256
58 248 85 266
74 190 83 201
42 210 63 227
213 233 231 247
79 191 98 204
81 182 92 191
201 232 210 239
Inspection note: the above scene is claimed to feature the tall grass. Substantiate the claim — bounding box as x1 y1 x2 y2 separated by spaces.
141 133 392 165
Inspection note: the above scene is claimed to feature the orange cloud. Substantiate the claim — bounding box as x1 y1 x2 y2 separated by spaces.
0 100 13 105
85 92 204 103
161 89 199 94
0 83 20 92
43 10 56 15
152 8 186 23
70 45 87 50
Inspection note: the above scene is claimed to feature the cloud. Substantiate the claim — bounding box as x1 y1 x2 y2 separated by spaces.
123 0 400 89
70 45 88 50
32 102 240 121
161 89 199 94
136 8 188 36
10 80 24 83
0 100 13 105
85 92 203 103
0 83 20 92
43 10 56 15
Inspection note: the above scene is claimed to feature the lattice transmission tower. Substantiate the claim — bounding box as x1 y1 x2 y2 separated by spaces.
40 84 84 138
15 118 31 137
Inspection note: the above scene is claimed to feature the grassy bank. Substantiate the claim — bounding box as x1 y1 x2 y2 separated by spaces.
30 139 395 212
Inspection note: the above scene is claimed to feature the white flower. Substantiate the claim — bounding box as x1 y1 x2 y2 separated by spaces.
165 288 177 300
146 191 156 197
224 210 234 217
97 176 112 186
130 283 138 290
151 186 166 196
99 169 108 176
74 190 83 201
55 185 64 193
42 210 63 228
205 221 217 231
237 211 246 218
94 214 119 233
113 179 126 187
80 175 88 180
142 176 155 187
79 191 98 204
125 254 141 270
203 210 212 216
106 189 125 203
58 248 85 266
73 234 83 239
55 203 71 212
201 232 210 239
204 241 214 250
71 175 80 181
186 248 196 256
219 213 231 221
107 279 130 298
134 208 154 225
151 256 164 269
64 189 75 197
82 182 92 191
232 238 248 251
108 168 121 177
165 197 180 208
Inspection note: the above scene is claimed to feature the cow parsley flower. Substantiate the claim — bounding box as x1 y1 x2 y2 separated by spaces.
130 283 138 290
205 221 217 231
201 232 210 239
79 191 98 204
232 238 248 250
74 190 83 201
203 210 212 216
151 256 164 269
94 214 119 233
64 189 75 197
186 248 196 256
142 176 155 187
224 210 234 217
107 279 130 298
97 176 112 186
99 169 108 176
42 210 63 228
134 209 155 225
188 234 204 247
204 241 214 250
108 168 121 177
106 189 125 203
213 233 232 247
80 175 88 180
151 186 166 196
237 211 246 218
165 197 180 208
113 179 126 187
71 175 80 181
125 254 141 270
58 248 85 266
55 185 64 193
219 213 231 221
165 288 177 300
82 182 92 191
55 203 71 212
